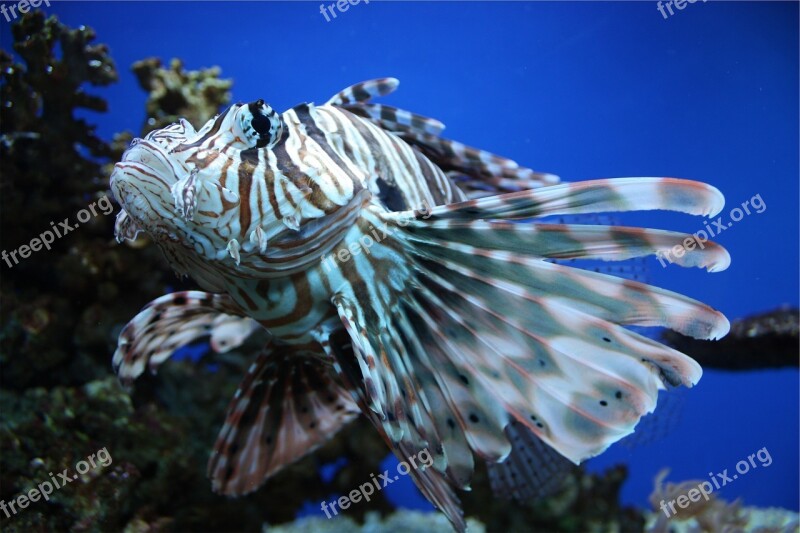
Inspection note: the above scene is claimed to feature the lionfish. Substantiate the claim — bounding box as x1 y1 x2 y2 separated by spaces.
110 78 730 530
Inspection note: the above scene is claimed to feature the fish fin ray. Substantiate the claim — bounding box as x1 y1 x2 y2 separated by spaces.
403 220 730 272
331 297 469 531
331 79 559 194
403 231 729 339
421 178 726 220
112 291 252 384
325 77 399 106
208 346 359 496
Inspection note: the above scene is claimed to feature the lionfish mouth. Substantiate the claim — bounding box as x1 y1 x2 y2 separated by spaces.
110 116 200 208
110 137 188 241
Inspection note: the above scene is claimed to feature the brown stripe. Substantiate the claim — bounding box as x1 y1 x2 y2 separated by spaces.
219 157 233 189
238 149 256 234
257 273 313 328
272 125 333 213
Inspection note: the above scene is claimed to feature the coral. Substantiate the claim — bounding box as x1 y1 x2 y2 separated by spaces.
265 510 486 533
0 11 175 392
460 463 645 532
131 57 232 134
646 468 799 533
1 11 260 532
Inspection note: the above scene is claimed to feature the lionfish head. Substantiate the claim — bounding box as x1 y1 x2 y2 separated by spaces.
110 101 284 272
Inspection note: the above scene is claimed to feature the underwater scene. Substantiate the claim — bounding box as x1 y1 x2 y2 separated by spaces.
0 1 798 532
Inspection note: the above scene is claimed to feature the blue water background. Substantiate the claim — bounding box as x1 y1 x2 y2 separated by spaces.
3 0 797 516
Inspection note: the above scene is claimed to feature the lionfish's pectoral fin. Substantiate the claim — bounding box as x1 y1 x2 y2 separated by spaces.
209 314 262 353
326 177 730 529
112 291 257 385
325 309 469 532
385 178 730 465
208 345 360 496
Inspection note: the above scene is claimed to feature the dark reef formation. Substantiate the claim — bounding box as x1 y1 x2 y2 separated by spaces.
0 12 404 532
3 11 793 533
131 57 232 135
663 307 799 370
0 11 171 393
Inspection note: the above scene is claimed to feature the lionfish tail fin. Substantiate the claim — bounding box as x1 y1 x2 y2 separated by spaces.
208 345 360 496
487 420 576 501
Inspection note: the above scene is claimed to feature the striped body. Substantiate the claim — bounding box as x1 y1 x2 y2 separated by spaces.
110 79 730 531
115 99 460 340
213 103 464 342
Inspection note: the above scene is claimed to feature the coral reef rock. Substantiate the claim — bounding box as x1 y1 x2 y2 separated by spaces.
265 510 486 533
663 307 799 370
647 468 799 533
131 57 232 134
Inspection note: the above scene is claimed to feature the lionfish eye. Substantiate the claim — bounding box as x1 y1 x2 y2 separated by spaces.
240 99 284 150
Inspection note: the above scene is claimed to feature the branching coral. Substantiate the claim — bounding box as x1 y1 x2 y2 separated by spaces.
647 468 798 533
131 57 232 134
0 11 173 393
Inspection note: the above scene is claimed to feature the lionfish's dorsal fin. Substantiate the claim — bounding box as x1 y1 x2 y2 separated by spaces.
324 77 399 106
327 78 560 197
